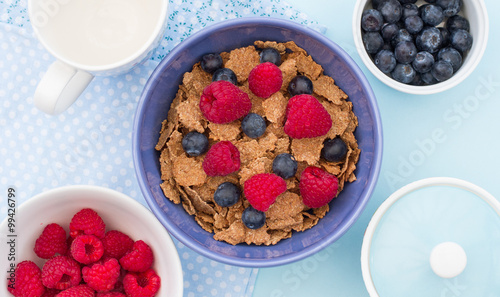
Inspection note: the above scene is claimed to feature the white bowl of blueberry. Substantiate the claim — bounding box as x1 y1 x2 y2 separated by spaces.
353 0 489 94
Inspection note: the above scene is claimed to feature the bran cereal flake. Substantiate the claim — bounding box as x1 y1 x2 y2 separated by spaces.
155 40 360 245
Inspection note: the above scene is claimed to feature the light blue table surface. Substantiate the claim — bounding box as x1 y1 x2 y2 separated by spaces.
254 0 500 296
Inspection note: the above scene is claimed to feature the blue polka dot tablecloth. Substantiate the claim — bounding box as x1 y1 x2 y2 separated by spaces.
0 0 325 296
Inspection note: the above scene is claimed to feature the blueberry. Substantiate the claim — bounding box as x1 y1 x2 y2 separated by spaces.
242 206 266 229
410 72 424 86
260 48 281 66
402 3 419 18
363 32 384 54
362 9 384 32
416 26 443 54
446 15 470 32
396 19 405 29
404 15 424 34
450 29 473 52
182 131 209 157
421 70 439 85
412 51 435 73
374 49 397 73
212 68 237 85
419 4 444 26
439 27 451 47
398 0 417 4
272 153 298 179
241 113 266 138
378 0 403 23
201 53 223 74
437 47 462 72
381 42 393 52
214 182 241 207
321 137 348 162
288 75 313 96
395 41 417 64
391 28 413 48
431 60 454 81
425 0 437 3
372 0 384 9
436 0 462 17
381 23 400 42
392 63 416 84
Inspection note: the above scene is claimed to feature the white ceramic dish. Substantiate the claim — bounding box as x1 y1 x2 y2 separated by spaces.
0 185 183 297
361 177 500 297
353 0 489 95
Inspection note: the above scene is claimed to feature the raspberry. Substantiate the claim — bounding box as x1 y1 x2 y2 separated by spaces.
41 288 60 297
248 62 283 98
56 285 95 297
199 80 252 124
70 235 104 265
96 292 126 297
202 141 240 176
119 240 154 272
299 166 339 208
123 269 161 297
7 260 45 297
69 208 106 238
34 223 68 259
66 235 75 248
111 268 127 293
284 94 332 139
41 255 81 290
82 258 121 292
243 173 287 212
102 230 134 259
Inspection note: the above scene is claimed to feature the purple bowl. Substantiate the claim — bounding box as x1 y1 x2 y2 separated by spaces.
133 17 383 267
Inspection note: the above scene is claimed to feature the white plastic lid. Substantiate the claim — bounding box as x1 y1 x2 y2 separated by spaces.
361 177 500 297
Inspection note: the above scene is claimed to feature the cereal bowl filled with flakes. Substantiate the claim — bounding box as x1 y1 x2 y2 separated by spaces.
0 185 183 297
133 17 382 267
353 0 489 95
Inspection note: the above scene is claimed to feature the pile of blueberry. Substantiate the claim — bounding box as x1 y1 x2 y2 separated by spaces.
361 0 472 85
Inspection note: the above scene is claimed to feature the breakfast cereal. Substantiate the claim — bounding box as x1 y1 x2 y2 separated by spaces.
155 40 360 245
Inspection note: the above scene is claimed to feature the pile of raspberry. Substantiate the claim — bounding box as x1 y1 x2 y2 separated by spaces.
184 48 347 230
7 208 161 297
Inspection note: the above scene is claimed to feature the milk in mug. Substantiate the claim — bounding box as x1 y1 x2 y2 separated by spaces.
31 0 164 67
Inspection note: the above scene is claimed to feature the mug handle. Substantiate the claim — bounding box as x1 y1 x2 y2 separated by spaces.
34 60 94 115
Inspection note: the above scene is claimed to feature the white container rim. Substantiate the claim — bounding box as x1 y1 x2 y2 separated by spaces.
360 177 500 296
352 0 490 95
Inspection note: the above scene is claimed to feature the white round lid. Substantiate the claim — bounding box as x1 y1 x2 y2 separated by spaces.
430 241 467 279
361 177 500 297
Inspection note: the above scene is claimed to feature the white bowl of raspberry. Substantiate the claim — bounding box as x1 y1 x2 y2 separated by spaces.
353 0 489 94
0 185 183 297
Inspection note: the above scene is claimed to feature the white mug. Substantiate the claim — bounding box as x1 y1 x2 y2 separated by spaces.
28 0 168 115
